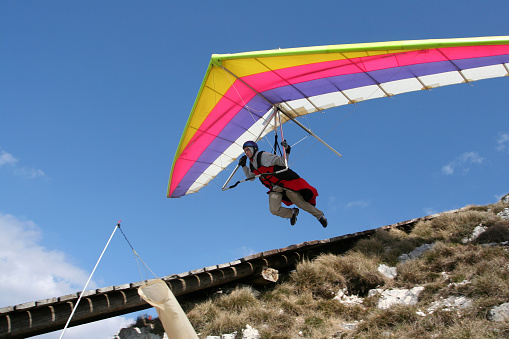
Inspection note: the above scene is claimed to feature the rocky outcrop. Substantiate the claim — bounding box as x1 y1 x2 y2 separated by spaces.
416 296 473 317
498 208 509 220
205 325 260 339
489 302 509 322
377 264 397 279
369 287 425 309
115 326 163 339
334 288 364 305
116 325 260 339
398 243 434 262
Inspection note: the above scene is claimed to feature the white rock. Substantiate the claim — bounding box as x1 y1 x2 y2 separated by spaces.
428 296 472 312
378 264 397 279
416 296 473 317
489 302 509 321
205 325 260 339
341 321 359 330
448 279 471 287
206 334 234 339
462 224 487 243
376 287 425 309
334 288 364 305
116 327 162 339
368 288 385 298
242 325 260 339
498 208 509 221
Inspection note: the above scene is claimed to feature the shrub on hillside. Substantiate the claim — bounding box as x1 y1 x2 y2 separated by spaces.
473 220 509 244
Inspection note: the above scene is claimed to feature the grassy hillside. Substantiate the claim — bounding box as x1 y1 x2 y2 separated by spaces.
132 197 509 338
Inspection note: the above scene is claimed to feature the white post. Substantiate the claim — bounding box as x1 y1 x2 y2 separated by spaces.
138 279 198 339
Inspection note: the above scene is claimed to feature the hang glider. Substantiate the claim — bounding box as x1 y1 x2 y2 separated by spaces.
168 36 509 198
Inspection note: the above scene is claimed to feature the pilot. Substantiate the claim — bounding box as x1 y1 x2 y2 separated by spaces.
239 140 327 228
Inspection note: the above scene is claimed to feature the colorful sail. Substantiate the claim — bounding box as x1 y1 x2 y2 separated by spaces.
168 36 509 198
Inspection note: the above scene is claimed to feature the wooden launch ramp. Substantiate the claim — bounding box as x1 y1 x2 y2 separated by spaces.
0 209 462 338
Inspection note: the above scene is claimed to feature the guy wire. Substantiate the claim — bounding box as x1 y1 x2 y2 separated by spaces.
118 225 159 280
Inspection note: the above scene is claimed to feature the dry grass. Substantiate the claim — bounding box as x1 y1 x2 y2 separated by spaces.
214 286 260 311
412 209 502 243
289 257 346 298
180 200 509 338
291 252 386 296
349 306 508 338
353 228 424 265
485 199 509 215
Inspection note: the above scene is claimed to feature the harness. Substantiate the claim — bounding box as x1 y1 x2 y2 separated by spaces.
250 151 300 190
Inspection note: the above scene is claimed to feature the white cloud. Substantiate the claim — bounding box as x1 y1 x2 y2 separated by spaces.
441 164 454 175
38 317 135 339
327 196 339 210
0 213 134 338
328 196 368 209
0 214 90 306
0 147 46 179
441 152 484 176
0 149 18 166
423 207 438 216
346 200 369 208
496 133 509 152
14 167 46 178
234 246 257 258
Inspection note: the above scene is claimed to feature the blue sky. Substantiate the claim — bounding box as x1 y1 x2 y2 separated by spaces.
1 1 508 337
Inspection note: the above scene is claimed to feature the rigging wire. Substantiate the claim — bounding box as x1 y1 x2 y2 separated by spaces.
289 105 360 165
220 66 282 151
59 221 158 338
217 49 423 184
59 221 121 339
216 66 274 184
118 225 159 281
287 49 426 165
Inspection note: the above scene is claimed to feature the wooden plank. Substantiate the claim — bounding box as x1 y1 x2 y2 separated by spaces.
0 306 14 313
130 280 152 289
204 265 218 272
59 293 78 302
97 286 115 293
15 302 36 310
36 298 58 307
189 268 205 275
241 252 263 261
80 290 96 297
114 283 131 291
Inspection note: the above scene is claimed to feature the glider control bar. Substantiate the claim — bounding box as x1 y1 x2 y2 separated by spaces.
223 166 291 191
